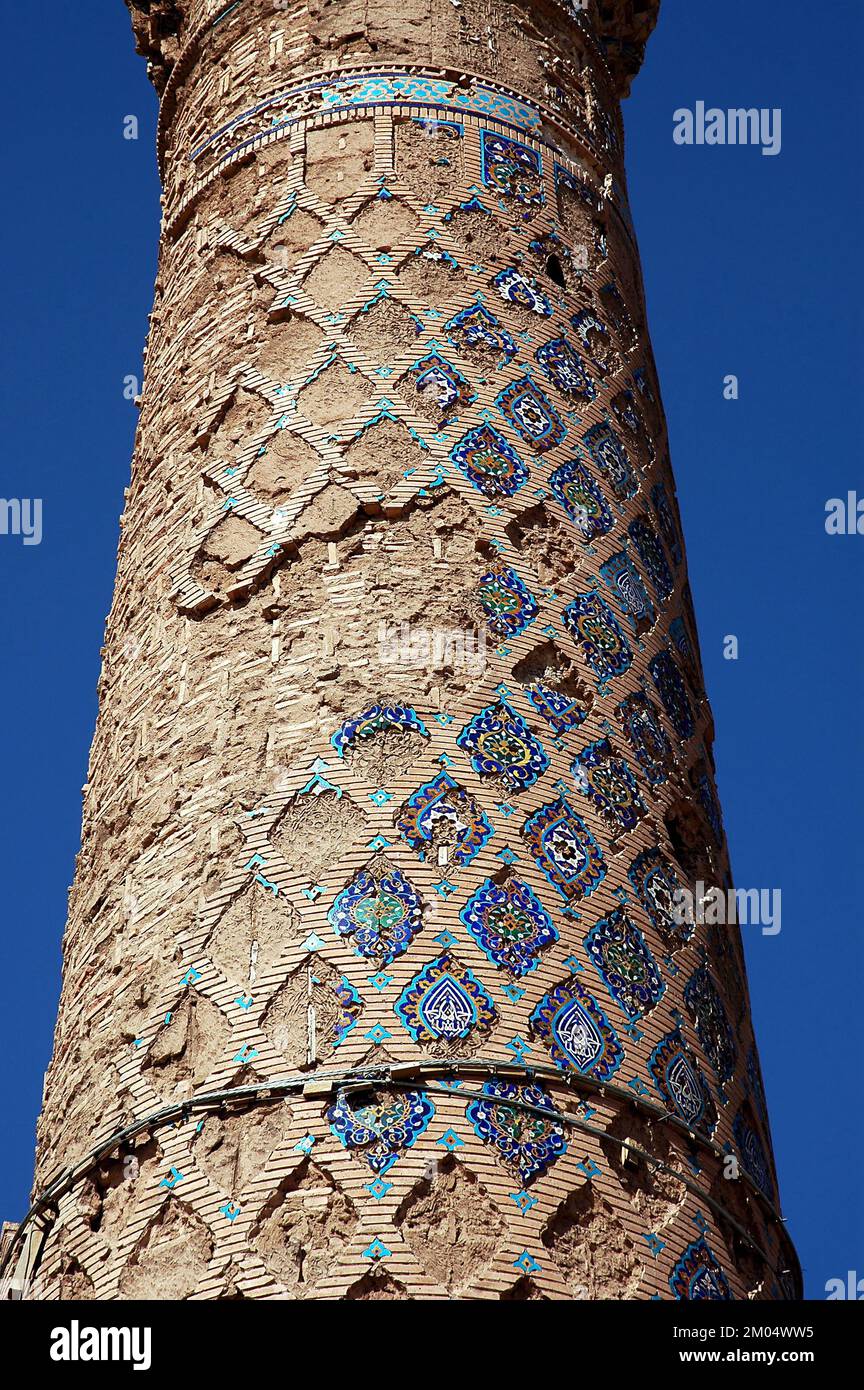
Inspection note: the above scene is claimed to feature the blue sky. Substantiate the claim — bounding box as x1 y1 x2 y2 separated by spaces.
0 0 860 1298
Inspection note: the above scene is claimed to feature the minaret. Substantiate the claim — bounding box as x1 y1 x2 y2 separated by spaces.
19 0 799 1300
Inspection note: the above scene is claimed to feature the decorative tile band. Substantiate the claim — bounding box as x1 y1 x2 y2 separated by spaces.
190 71 546 165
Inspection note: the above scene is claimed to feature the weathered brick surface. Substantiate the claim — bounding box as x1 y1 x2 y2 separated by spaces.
25 0 799 1301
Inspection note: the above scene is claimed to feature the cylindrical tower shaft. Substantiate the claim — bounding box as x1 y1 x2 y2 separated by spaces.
23 0 799 1301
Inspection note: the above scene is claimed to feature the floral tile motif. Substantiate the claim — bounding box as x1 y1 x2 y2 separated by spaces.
397 772 493 868
466 1078 566 1184
648 1029 718 1133
683 967 737 1083
535 335 597 404
648 650 695 739
628 515 673 601
599 281 636 349
409 115 464 138
669 614 702 697
616 690 673 786
633 364 657 410
521 796 606 902
460 875 558 977
528 227 579 285
549 457 614 539
582 419 637 499
562 592 633 682
669 1239 733 1301
651 481 683 566
331 702 428 757
410 350 475 415
264 962 364 1059
691 760 723 843
554 161 597 208
329 864 423 965
493 267 553 317
495 375 566 453
746 1046 769 1126
628 847 693 945
481 130 544 206
394 951 497 1049
522 681 588 737
450 422 527 498
327 1089 435 1173
478 563 539 639
529 974 624 1079
599 549 655 633
733 1105 774 1199
571 308 617 375
584 908 665 1019
611 388 647 442
329 974 364 1048
457 701 549 791
571 737 647 834
445 301 517 362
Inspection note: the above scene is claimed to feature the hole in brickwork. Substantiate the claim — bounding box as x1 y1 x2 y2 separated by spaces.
84 1138 160 1240
547 254 566 288
501 1275 548 1300
526 231 578 291
512 640 594 708
345 1269 410 1300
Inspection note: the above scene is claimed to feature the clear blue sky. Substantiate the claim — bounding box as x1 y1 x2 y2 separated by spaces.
0 0 860 1298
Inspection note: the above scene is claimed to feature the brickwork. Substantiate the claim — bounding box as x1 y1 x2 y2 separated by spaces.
25 0 800 1301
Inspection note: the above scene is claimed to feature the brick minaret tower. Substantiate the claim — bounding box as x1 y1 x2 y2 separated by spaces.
17 0 799 1301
